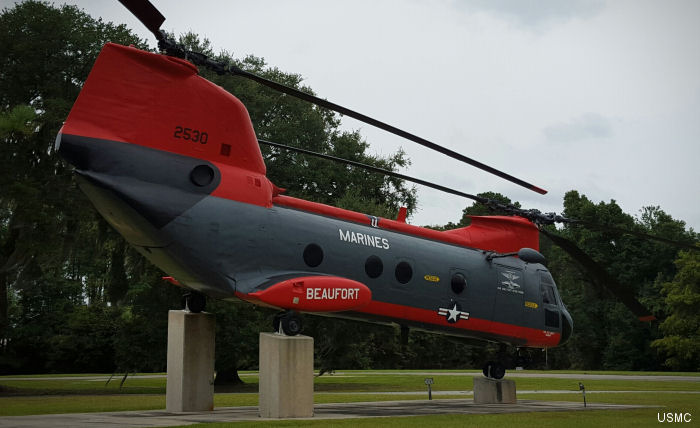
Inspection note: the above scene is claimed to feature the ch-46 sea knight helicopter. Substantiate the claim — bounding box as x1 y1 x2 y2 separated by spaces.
55 0 697 379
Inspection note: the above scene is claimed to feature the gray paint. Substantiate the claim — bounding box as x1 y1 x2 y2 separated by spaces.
152 194 568 344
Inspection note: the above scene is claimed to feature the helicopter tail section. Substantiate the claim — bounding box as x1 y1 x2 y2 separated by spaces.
57 43 272 208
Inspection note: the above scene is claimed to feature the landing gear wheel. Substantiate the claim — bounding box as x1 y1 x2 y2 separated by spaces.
184 291 206 313
482 361 506 380
281 312 303 336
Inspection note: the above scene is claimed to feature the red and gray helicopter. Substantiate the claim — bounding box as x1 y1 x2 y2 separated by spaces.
55 0 696 379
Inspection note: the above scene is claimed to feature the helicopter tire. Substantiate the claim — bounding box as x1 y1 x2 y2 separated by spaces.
492 363 506 379
185 291 206 313
482 361 506 380
281 312 303 336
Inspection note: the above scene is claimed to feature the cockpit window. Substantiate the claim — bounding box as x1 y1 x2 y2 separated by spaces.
542 284 556 305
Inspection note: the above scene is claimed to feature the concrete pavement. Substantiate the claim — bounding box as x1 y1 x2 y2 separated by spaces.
0 399 649 428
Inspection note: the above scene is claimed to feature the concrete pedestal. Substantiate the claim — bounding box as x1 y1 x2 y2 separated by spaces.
166 310 215 412
258 333 314 418
473 377 516 404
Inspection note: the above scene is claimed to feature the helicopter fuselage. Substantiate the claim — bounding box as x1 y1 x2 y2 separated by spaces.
57 43 572 350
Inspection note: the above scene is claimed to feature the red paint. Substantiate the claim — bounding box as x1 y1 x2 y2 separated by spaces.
61 43 273 207
236 291 559 347
638 315 657 322
162 276 181 286
248 276 371 312
273 195 539 253
396 206 408 223
64 43 539 248
443 215 540 252
358 300 560 347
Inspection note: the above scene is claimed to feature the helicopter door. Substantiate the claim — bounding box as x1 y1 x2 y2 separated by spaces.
540 271 561 332
492 264 524 330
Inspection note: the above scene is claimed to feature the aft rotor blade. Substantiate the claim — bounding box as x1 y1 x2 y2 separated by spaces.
540 228 656 322
258 139 487 204
238 68 547 195
117 0 165 40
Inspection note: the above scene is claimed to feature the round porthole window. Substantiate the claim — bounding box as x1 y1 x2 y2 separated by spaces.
303 243 323 267
451 273 467 294
395 261 413 284
190 165 214 187
365 255 383 278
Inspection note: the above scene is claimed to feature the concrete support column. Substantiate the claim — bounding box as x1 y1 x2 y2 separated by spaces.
258 333 314 418
473 377 517 404
166 310 215 412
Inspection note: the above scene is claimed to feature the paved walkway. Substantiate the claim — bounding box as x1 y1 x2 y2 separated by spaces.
0 399 648 428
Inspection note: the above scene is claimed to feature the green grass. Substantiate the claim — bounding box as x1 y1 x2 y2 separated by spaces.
3 373 697 396
0 394 167 416
0 370 697 419
0 376 167 395
0 372 166 378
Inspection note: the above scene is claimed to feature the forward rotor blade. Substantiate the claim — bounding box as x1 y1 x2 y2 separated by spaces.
258 139 487 204
238 68 547 195
117 0 165 40
540 228 656 322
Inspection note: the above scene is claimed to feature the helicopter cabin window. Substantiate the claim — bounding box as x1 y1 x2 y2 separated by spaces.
303 243 323 267
190 165 214 187
365 255 383 278
395 261 413 284
451 273 466 294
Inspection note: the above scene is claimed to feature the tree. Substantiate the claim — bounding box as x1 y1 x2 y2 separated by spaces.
652 251 700 370
1 0 147 373
544 191 695 370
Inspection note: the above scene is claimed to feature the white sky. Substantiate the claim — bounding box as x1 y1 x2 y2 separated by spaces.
13 0 700 230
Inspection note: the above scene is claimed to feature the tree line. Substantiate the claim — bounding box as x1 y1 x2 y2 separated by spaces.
1 1 697 376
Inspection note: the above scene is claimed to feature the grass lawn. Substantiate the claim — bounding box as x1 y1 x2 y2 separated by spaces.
0 370 697 424
2 371 697 397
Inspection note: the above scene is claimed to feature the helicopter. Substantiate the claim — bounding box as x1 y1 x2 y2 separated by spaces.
55 0 696 379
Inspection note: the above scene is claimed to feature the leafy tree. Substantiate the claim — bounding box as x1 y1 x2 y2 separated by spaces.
0 0 148 372
652 251 700 370
544 191 695 370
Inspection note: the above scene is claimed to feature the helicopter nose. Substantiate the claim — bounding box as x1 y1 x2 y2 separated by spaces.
560 307 573 345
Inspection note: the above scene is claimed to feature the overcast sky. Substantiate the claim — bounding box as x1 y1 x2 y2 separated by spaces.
12 0 700 230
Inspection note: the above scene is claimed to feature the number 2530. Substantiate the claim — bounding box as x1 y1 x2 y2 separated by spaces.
173 126 208 144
